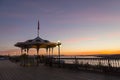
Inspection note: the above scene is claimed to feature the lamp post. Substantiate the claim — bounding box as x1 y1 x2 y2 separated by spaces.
57 40 61 67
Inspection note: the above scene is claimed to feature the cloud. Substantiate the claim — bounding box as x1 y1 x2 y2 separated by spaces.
63 37 97 44
106 32 120 38
51 6 120 25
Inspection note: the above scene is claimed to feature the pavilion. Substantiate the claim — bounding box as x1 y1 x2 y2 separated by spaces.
14 21 61 66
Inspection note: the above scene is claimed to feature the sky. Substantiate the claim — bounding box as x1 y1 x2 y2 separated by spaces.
0 0 120 55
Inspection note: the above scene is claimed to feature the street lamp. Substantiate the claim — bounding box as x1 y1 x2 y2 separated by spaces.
57 40 61 67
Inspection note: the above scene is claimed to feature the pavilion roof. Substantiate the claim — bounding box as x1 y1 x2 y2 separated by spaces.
14 21 59 49
15 36 57 48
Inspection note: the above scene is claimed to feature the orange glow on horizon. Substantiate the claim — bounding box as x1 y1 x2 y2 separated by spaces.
1 49 120 56
61 50 120 55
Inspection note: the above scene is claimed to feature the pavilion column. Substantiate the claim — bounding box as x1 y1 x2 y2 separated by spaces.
36 46 40 56
26 48 29 65
48 47 53 66
26 48 29 55
46 47 48 56
36 46 40 66
52 47 54 57
48 47 51 58
21 48 23 55
51 47 54 66
24 49 27 54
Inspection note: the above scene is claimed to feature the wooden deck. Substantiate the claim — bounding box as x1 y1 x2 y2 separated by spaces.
0 60 120 80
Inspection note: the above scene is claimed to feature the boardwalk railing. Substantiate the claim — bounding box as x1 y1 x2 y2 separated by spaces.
51 57 120 74
9 55 120 75
55 57 120 67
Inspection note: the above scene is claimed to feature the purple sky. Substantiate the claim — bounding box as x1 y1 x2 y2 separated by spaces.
0 0 120 55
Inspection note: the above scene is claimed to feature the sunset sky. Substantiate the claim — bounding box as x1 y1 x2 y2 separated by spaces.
0 0 120 55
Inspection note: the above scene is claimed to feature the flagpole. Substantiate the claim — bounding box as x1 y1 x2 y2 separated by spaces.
37 20 40 37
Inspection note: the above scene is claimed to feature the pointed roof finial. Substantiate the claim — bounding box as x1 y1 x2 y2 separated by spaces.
37 20 40 37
